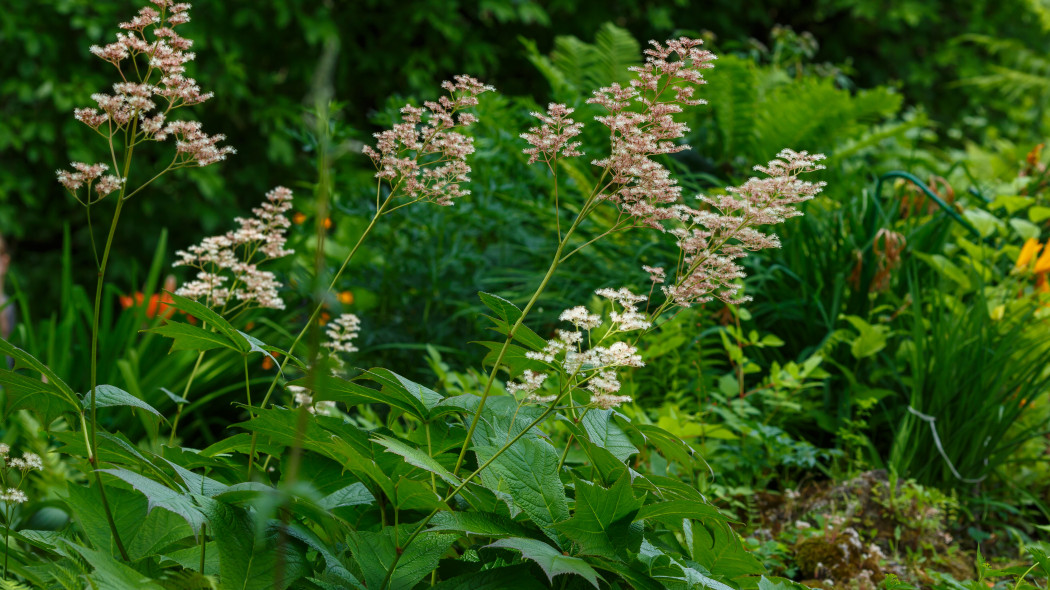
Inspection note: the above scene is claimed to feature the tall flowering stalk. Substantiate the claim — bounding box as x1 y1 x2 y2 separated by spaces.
57 0 232 560
0 446 43 580
384 39 826 586
253 78 494 436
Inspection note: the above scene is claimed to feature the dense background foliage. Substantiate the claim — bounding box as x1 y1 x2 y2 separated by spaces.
2 1 1050 588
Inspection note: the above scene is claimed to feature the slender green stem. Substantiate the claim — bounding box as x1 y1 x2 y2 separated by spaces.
168 349 206 445
451 173 607 476
199 523 207 573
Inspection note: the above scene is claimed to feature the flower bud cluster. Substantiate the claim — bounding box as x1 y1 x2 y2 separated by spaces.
58 1 233 199
514 288 650 409
656 150 826 307
363 75 495 206
324 313 362 355
586 38 717 227
0 444 43 506
174 187 294 310
521 103 584 166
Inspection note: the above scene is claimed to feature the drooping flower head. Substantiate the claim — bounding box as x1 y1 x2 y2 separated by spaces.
363 75 495 206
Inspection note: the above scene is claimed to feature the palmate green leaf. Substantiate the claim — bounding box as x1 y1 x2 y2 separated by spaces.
0 338 78 402
237 407 394 499
318 482 374 510
635 500 726 527
475 436 569 543
486 537 602 588
428 510 536 539
686 518 764 580
589 558 663 590
373 435 461 486
146 321 235 353
63 541 166 590
0 368 80 425
285 524 365 589
558 416 633 485
581 410 636 462
346 528 456 590
479 291 523 324
80 384 164 420
63 484 148 559
430 564 546 590
394 476 447 511
166 292 250 352
297 370 441 421
636 539 733 590
97 468 206 535
556 474 644 559
441 394 544 446
758 577 812 590
199 498 307 590
127 508 194 562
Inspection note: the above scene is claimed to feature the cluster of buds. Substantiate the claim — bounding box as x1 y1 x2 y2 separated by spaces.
585 38 717 228
58 1 233 202
363 75 495 206
0 444 43 505
324 313 362 355
513 288 650 409
173 187 294 310
520 103 584 166
288 385 338 416
656 150 826 307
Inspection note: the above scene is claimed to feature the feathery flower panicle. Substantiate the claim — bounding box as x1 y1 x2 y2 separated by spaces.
0 489 27 504
174 187 294 310
524 292 651 410
8 452 43 472
586 37 716 227
60 1 233 201
521 103 584 166
659 149 826 307
324 313 361 354
362 75 495 206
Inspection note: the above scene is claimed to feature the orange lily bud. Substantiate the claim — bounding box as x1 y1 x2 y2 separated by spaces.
1016 238 1043 270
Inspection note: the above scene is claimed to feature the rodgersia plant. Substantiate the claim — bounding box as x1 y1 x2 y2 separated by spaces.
0 4 828 587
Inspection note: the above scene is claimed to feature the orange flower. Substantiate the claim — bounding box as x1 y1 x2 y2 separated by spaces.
324 217 332 230
337 290 354 305
1016 238 1043 270
292 212 307 225
1035 240 1050 274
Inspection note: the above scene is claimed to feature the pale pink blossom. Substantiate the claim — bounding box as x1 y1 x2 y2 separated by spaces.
174 187 294 310
521 103 584 165
363 75 495 206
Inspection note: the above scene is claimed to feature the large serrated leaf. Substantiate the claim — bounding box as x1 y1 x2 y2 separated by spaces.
428 511 536 539
166 292 249 353
97 468 206 535
581 410 636 461
475 436 568 543
199 497 307 590
0 338 78 402
688 518 764 579
146 321 235 353
486 537 601 588
346 528 456 590
0 368 80 425
635 500 726 527
373 435 460 486
556 474 644 558
81 384 163 420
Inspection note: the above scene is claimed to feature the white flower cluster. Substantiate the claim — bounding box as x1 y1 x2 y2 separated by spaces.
324 313 361 355
289 385 337 416
515 287 650 409
0 445 43 505
174 186 294 310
